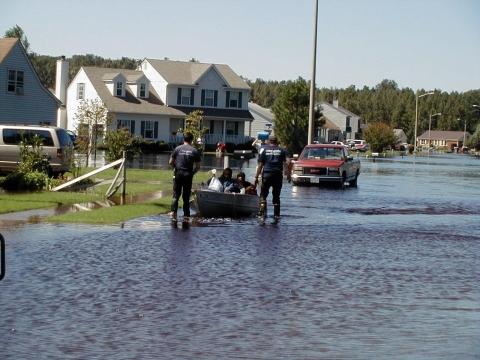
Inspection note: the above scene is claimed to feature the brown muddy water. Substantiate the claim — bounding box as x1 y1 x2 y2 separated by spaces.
0 153 479 359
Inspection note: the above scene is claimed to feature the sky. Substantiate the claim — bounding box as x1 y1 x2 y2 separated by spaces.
2 0 479 93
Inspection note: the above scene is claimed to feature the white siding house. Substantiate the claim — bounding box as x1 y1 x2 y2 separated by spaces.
0 38 60 125
61 58 255 147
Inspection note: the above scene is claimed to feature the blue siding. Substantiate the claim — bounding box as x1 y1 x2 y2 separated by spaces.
0 42 59 125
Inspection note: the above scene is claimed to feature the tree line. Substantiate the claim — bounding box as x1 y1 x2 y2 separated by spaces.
246 78 480 145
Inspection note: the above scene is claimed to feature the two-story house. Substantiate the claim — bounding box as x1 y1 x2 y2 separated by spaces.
61 58 254 147
0 38 61 125
316 99 361 142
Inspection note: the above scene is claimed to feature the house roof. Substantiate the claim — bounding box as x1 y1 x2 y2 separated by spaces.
82 67 185 116
318 101 360 118
171 106 254 121
146 59 250 90
320 116 340 131
417 130 471 141
0 38 17 65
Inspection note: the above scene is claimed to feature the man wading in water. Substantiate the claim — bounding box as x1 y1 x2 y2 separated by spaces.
254 135 291 221
169 132 201 220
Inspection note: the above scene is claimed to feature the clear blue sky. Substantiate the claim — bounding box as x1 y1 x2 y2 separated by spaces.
2 0 479 93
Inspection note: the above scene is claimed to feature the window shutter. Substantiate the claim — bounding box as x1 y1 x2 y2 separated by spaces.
141 121 145 137
226 91 230 108
131 120 135 134
214 90 218 107
201 90 205 106
235 122 239 135
238 92 243 108
190 89 194 105
117 120 121 129
154 122 158 139
177 88 181 105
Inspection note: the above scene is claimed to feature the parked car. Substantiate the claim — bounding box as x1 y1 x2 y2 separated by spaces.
291 144 361 188
0 124 73 177
331 141 347 147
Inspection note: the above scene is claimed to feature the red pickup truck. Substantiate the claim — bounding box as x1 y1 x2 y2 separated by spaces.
291 144 361 188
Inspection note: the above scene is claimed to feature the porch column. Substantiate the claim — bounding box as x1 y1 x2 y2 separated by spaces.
222 119 226 143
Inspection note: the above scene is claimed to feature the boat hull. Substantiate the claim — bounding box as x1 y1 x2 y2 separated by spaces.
190 189 260 218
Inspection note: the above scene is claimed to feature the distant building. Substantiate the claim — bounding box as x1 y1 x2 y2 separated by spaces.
394 129 407 144
0 38 61 125
247 102 274 138
316 99 361 142
417 130 471 150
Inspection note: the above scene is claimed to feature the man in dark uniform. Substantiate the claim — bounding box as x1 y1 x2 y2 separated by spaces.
169 132 201 218
254 135 291 219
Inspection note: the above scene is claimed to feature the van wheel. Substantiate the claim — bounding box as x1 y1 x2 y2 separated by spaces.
46 167 54 178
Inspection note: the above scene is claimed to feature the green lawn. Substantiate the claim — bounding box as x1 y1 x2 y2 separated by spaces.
0 168 213 224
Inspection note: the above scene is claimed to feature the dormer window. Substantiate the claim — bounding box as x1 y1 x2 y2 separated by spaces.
116 81 123 96
140 83 146 97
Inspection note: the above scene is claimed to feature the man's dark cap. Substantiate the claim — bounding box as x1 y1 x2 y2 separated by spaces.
269 135 277 142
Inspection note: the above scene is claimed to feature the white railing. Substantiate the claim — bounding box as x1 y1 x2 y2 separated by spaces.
168 133 251 148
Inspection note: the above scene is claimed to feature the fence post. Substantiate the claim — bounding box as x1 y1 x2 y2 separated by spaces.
122 151 126 202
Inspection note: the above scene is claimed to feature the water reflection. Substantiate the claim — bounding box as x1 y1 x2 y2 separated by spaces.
0 153 479 359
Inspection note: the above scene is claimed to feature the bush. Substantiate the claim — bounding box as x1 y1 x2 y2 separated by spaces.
1 171 48 192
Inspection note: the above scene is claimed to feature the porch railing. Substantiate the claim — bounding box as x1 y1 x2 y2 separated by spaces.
168 133 251 148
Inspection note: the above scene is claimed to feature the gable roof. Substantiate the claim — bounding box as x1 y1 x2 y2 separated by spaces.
146 59 250 90
318 101 360 118
0 38 61 106
320 116 340 131
417 131 470 141
82 67 184 116
0 38 18 65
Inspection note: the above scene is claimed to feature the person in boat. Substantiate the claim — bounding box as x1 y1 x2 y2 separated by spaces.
229 172 255 194
207 167 234 192
254 135 291 219
169 132 201 218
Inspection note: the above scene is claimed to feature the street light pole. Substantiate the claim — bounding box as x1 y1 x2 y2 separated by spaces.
414 90 434 153
428 112 441 153
458 118 467 147
308 0 318 145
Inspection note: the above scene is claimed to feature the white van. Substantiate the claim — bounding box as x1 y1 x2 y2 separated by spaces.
0 124 73 177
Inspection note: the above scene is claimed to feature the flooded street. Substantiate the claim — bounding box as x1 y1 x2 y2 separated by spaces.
1 153 479 359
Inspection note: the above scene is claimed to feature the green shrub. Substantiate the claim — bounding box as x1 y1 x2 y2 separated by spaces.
2 171 48 192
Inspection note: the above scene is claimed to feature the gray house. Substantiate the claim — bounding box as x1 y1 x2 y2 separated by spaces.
0 38 60 125
316 99 361 142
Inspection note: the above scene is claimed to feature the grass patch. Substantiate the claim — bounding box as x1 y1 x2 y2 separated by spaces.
46 197 172 224
0 168 213 224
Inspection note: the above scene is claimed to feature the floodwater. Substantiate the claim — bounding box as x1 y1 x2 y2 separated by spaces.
0 153 479 359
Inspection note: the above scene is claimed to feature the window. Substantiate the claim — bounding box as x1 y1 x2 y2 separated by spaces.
118 120 135 134
229 91 238 108
226 91 243 108
8 70 24 94
181 88 191 105
116 81 123 96
226 121 238 136
141 121 158 139
205 90 214 106
140 83 146 97
77 83 85 99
